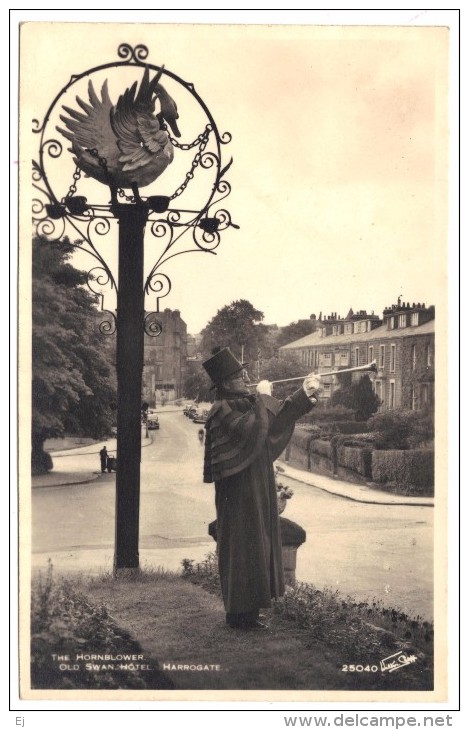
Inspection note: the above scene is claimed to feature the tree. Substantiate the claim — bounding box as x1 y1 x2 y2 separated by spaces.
200 299 268 365
259 352 305 400
276 318 316 348
183 361 213 402
32 236 117 473
329 374 380 421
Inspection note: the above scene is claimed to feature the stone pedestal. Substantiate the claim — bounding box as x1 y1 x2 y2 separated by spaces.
208 516 306 587
279 517 306 586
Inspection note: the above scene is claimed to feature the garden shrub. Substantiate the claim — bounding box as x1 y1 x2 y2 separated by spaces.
334 421 370 435
368 409 434 450
300 406 355 427
371 449 434 494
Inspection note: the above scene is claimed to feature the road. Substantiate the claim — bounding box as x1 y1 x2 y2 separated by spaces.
32 410 433 619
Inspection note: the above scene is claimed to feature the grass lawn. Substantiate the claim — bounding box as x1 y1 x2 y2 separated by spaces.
30 558 433 693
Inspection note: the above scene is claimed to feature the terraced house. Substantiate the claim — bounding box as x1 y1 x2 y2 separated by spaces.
279 300 435 411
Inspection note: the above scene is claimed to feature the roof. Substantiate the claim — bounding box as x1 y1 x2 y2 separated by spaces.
280 319 435 350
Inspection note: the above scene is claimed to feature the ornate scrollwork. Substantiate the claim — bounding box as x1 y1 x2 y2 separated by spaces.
144 313 163 338
32 43 236 332
98 310 117 336
213 209 233 230
117 43 149 63
146 272 172 300
87 266 113 296
193 225 221 251
42 138 63 159
149 220 174 247
35 216 66 240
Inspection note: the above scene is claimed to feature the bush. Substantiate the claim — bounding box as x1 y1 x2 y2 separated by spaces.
330 375 381 421
31 448 53 475
371 450 434 494
30 562 174 689
312 406 356 423
368 409 434 450
334 421 370 435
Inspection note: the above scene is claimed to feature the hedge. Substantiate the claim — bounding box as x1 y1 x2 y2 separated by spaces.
371 449 434 494
309 439 332 458
334 421 370 435
300 407 355 425
338 446 372 478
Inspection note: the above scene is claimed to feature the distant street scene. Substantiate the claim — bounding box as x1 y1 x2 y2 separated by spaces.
32 409 433 620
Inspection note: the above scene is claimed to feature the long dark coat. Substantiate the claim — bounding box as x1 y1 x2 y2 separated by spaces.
204 388 313 614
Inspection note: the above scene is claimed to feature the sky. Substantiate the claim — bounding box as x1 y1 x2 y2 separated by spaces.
19 12 453 335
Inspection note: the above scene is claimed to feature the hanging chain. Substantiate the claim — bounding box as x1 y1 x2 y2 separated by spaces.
165 123 212 151
61 133 214 205
61 164 82 203
87 148 136 203
169 125 212 200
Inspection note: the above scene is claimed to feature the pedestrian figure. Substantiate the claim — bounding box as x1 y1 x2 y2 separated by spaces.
198 428 204 444
99 446 108 473
202 347 321 630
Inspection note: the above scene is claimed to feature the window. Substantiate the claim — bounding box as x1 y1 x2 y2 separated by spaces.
332 325 338 335
390 344 396 372
411 312 419 326
421 384 429 406
344 324 353 334
411 384 417 410
426 344 432 367
322 383 331 397
375 380 383 410
368 345 374 364
322 352 332 363
398 314 407 328
411 344 417 370
389 317 395 330
379 345 385 369
389 380 395 409
315 350 319 368
355 347 360 366
334 352 341 366
340 351 349 363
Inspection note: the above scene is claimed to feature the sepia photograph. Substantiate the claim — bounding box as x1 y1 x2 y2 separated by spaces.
15 11 457 712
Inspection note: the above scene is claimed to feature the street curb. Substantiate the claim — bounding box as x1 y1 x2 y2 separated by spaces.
279 464 434 507
31 473 101 489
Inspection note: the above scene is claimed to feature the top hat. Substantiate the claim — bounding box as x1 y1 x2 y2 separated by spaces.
202 347 248 384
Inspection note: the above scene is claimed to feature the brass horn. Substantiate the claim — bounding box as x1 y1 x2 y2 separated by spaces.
247 359 377 387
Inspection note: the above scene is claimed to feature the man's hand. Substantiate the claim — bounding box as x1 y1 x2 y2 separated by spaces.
256 380 273 396
302 373 322 399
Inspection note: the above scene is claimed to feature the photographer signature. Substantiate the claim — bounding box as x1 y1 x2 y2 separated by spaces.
380 650 418 673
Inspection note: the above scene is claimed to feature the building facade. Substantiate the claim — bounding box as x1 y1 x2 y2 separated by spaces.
280 301 435 411
142 308 189 405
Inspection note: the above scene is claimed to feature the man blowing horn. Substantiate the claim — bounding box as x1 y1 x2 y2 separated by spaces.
202 347 321 629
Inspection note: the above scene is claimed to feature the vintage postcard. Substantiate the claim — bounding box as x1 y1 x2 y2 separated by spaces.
17 17 455 709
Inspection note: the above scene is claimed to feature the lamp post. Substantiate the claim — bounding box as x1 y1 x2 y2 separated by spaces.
32 43 237 574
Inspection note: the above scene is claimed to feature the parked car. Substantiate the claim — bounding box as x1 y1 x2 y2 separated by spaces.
148 417 160 430
193 408 209 424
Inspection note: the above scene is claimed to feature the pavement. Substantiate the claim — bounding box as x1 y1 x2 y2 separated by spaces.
32 435 153 488
32 438 434 507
